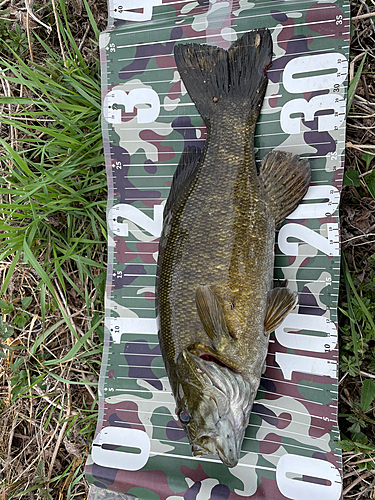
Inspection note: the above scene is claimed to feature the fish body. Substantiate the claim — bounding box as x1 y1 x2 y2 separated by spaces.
156 29 311 467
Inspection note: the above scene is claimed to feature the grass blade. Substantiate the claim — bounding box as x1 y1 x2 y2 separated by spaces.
347 53 367 115
361 379 375 412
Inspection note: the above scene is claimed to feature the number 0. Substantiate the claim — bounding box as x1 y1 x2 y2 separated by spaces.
283 52 348 93
276 454 342 500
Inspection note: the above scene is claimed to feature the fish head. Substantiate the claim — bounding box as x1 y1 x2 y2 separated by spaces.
175 348 256 467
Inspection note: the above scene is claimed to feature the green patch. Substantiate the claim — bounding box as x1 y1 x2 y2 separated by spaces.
297 380 335 406
128 488 160 500
361 379 375 412
343 169 361 187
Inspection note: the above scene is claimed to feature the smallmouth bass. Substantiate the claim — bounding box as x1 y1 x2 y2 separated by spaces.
156 28 311 468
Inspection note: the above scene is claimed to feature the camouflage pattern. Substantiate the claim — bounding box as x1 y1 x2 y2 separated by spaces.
85 0 350 498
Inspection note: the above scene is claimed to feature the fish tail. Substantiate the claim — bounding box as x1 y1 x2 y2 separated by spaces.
174 29 273 123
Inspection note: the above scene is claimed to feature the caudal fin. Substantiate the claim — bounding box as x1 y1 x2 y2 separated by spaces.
174 29 273 123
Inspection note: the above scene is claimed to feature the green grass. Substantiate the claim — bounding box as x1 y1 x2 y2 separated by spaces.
338 252 375 467
0 1 106 497
0 5 107 330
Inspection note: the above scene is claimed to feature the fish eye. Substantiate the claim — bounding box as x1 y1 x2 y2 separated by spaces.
179 410 190 424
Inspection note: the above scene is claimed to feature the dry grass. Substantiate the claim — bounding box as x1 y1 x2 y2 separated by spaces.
340 0 375 497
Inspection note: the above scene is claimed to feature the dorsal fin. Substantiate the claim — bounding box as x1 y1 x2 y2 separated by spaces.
259 150 311 226
164 146 203 220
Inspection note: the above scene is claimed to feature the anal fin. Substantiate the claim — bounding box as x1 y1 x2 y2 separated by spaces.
264 286 298 335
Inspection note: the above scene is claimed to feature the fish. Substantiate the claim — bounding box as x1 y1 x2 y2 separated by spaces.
156 28 311 468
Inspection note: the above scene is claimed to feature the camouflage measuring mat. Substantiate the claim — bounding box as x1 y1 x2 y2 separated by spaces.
85 0 350 498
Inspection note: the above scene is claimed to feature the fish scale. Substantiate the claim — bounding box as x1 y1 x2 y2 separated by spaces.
159 116 274 379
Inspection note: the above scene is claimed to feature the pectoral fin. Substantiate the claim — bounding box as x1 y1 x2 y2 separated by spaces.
196 285 234 348
264 287 298 335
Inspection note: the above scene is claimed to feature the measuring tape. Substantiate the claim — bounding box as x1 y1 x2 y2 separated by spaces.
85 1 349 498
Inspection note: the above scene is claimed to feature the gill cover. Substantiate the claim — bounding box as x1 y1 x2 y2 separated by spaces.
175 350 255 467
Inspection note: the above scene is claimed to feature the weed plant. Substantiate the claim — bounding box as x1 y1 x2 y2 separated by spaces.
339 3 375 492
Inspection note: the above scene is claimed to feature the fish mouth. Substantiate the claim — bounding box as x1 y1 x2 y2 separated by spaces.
192 439 216 457
192 435 239 468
